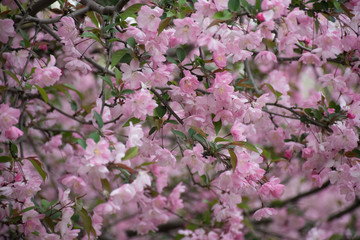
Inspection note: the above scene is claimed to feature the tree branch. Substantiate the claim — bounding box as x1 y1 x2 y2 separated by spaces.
327 198 360 222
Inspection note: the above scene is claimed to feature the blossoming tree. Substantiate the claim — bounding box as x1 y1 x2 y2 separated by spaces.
1 0 360 239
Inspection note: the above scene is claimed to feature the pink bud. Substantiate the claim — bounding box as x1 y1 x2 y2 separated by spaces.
257 13 265 22
303 38 311 45
284 150 292 160
4 126 23 140
39 44 47 51
347 112 356 119
327 108 335 114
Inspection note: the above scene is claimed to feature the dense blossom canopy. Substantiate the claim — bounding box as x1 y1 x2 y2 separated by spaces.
1 0 360 239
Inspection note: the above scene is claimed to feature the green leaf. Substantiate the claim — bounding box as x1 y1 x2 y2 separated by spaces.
63 83 84 100
126 37 136 48
122 146 138 160
99 75 113 89
213 10 233 20
264 83 282 100
121 4 144 20
228 148 237 172
158 17 171 35
148 126 157 135
188 128 197 138
231 141 259 153
78 208 96 238
41 199 51 210
81 32 102 43
237 202 251 210
165 120 179 125
94 111 104 129
176 47 186 62
69 100 78 111
240 0 252 13
111 49 128 68
9 142 18 158
87 11 101 28
76 139 87 149
171 129 187 139
35 85 48 103
101 178 111 193
156 105 167 118
214 137 231 142
228 0 241 12
213 119 222 135
115 68 122 85
120 89 135 95
194 134 207 144
0 156 13 163
89 132 100 143
3 70 20 84
28 158 47 182
122 117 141 127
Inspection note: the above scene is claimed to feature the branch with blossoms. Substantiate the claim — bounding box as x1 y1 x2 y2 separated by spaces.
1 0 360 239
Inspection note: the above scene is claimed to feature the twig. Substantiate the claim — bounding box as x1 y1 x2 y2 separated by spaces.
150 88 184 125
244 60 261 94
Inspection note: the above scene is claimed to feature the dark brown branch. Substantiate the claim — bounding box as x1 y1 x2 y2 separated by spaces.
150 88 184 125
79 0 130 15
29 0 57 16
327 198 360 222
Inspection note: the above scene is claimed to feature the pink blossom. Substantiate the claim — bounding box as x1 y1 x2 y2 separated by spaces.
347 112 356 119
0 104 20 131
299 52 322 66
174 17 201 44
61 175 87 194
213 51 227 68
123 89 157 120
85 138 112 165
110 184 136 205
257 13 265 22
182 144 206 175
57 17 78 40
179 70 199 94
132 171 151 192
302 147 314 159
29 55 62 87
137 6 163 33
4 126 23 140
3 50 29 74
167 183 186 211
231 120 247 141
127 122 144 147
253 208 277 221
64 57 92 75
258 177 285 199
0 19 16 43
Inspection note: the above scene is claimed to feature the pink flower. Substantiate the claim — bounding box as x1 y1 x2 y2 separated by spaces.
213 51 227 68
284 150 292 160
167 183 186 211
302 147 314 158
182 144 206 175
347 112 356 119
137 6 163 33
4 126 23 140
258 177 285 199
299 52 322 66
123 89 157 120
253 208 277 221
257 13 265 22
85 138 112 165
57 17 78 41
3 50 29 74
0 19 16 43
231 120 247 141
110 184 136 205
29 55 62 87
61 175 87 194
174 17 201 44
64 57 92 75
127 122 144 147
179 70 199 94
0 104 20 131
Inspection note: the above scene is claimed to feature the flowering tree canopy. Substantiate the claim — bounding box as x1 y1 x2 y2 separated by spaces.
1 0 360 239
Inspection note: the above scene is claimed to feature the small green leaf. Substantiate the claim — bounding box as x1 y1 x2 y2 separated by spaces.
126 37 136 48
122 117 141 127
0 156 12 163
81 32 102 43
228 0 241 12
120 89 135 95
231 141 259 153
76 139 87 149
171 129 187 139
228 148 237 172
99 75 113 89
148 126 157 135
176 47 186 62
121 4 144 20
158 17 171 35
94 111 104 129
264 83 282 100
237 202 251 210
213 10 233 20
213 119 222 135
214 137 231 142
89 132 100 143
165 120 179 125
35 85 48 103
3 70 20 84
111 49 128 68
69 100 78 111
28 158 47 182
156 105 167 118
122 146 138 160
115 68 122 86
101 178 111 193
78 208 96 238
